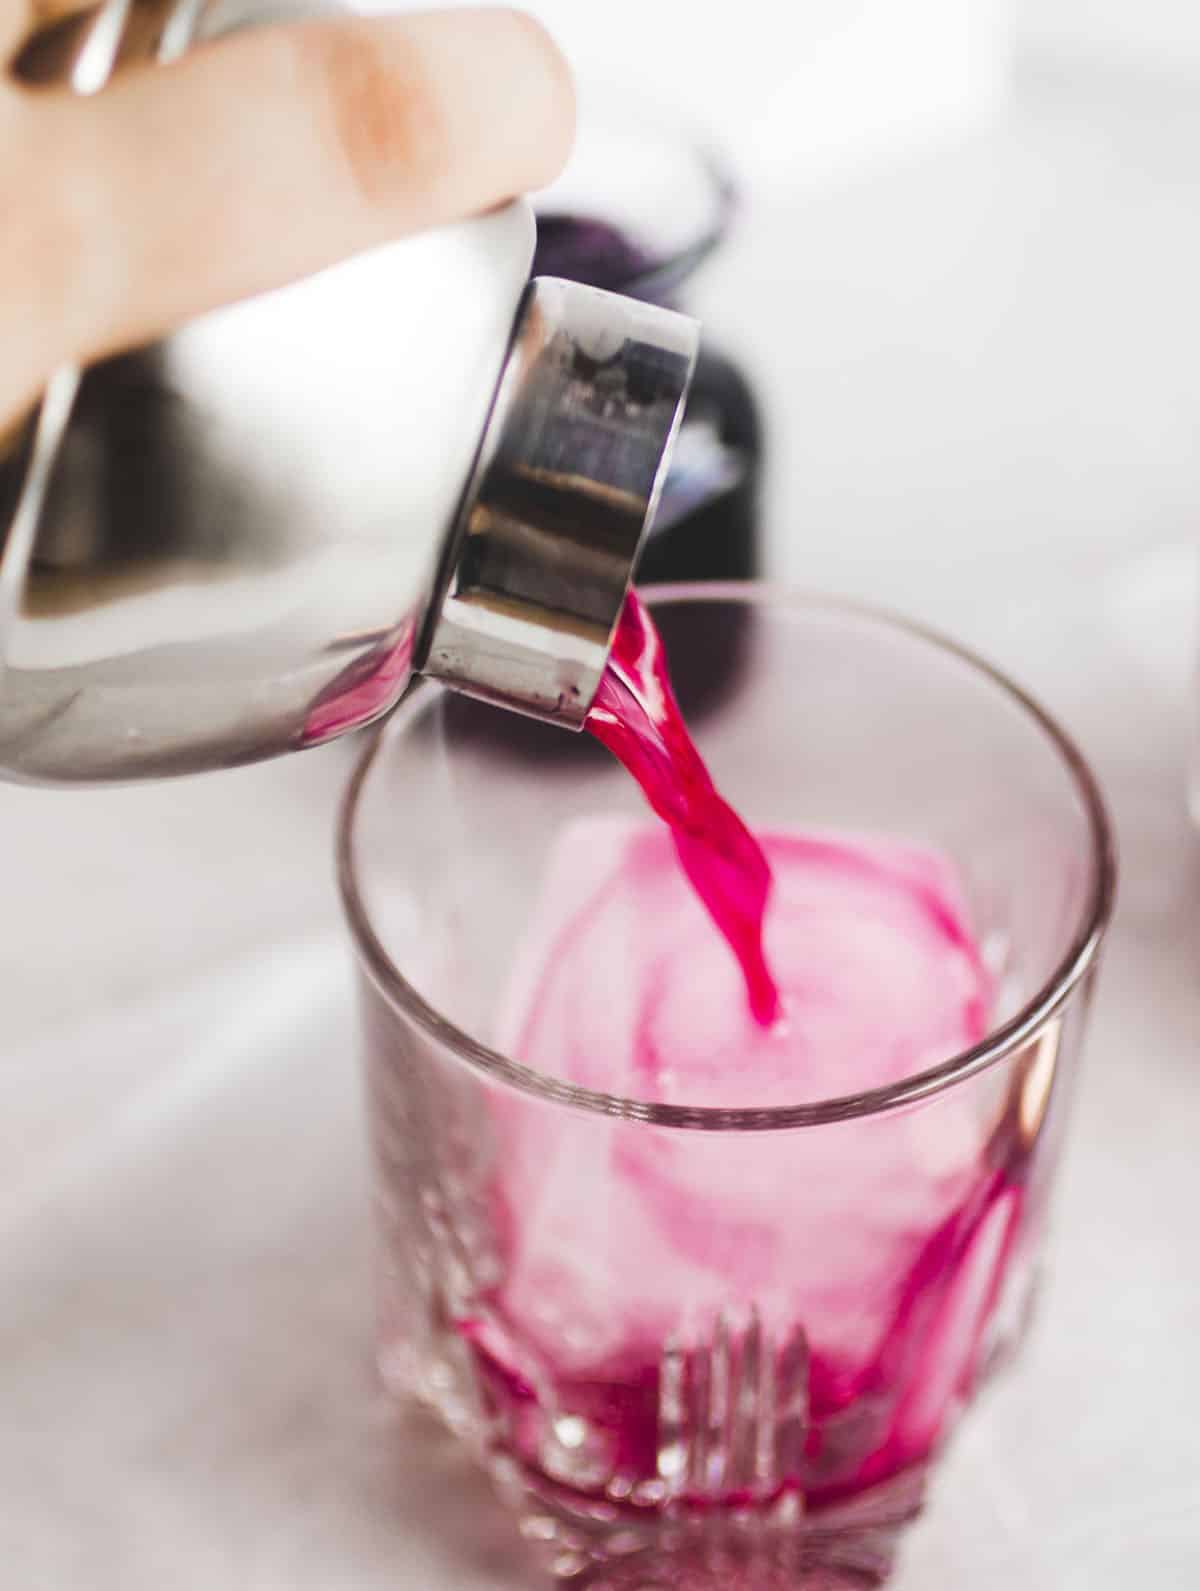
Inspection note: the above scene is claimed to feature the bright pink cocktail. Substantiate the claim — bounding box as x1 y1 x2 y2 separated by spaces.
342 588 1112 1583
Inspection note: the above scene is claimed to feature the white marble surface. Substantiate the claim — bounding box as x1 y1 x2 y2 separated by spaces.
4 49 1200 1590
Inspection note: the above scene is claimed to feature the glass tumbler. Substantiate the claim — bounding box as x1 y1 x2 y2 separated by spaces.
338 587 1114 1588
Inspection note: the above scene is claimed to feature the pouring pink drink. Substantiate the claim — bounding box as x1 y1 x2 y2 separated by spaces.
344 588 1112 1581
461 598 1025 1526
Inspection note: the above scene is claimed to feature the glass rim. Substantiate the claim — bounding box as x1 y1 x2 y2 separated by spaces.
337 583 1116 1132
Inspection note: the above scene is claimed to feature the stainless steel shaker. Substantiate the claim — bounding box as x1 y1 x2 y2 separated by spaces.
0 0 698 784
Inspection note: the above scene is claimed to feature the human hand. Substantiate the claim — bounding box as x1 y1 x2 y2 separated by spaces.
0 2 574 429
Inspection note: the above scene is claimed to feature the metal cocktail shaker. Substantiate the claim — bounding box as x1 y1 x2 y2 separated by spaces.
0 0 698 784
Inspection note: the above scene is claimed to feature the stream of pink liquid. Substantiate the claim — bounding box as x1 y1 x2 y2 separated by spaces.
586 594 781 1025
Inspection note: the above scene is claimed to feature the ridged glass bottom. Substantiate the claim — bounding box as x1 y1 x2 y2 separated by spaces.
497 1460 924 1586
376 1249 1040 1586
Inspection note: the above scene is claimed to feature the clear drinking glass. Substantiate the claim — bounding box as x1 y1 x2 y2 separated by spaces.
338 587 1114 1588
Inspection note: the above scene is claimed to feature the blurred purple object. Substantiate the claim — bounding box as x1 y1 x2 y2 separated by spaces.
532 214 655 295
532 148 736 305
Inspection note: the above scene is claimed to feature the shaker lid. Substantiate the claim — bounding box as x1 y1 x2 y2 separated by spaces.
415 276 699 728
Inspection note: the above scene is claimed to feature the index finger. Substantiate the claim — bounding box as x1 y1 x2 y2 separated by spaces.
12 7 575 407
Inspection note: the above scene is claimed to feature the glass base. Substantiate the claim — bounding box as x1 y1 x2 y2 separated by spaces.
380 1334 920 1585
374 1247 1043 1586
494 1463 925 1586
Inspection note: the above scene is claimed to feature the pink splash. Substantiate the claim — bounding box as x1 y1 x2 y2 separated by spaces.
587 594 781 1025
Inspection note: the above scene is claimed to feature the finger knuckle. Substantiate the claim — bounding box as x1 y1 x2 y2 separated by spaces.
290 21 448 212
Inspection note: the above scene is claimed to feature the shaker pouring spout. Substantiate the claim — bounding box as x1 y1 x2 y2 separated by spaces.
417 278 699 730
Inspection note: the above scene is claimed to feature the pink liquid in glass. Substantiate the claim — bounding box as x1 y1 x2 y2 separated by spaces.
459 594 1026 1519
